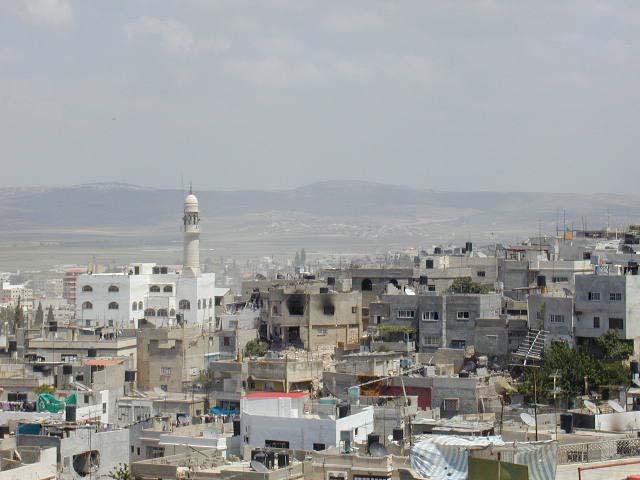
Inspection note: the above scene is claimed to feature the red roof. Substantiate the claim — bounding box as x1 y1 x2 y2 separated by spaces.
242 392 309 399
84 359 124 366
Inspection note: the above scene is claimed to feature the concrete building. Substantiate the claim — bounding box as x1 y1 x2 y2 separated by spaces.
261 286 362 350
1 282 34 314
416 250 499 293
62 268 86 306
240 392 374 451
0 446 57 480
574 273 640 340
527 294 575 346
17 423 129 480
136 325 209 393
75 192 217 328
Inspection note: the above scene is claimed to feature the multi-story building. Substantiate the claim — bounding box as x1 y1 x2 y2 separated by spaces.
62 268 86 306
574 273 640 341
1 281 34 313
75 192 217 328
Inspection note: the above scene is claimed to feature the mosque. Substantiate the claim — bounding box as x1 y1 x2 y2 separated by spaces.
75 191 224 328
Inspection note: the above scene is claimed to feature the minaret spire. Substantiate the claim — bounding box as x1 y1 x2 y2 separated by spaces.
182 189 200 277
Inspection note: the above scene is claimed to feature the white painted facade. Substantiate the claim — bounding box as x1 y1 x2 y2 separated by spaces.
74 193 217 328
240 394 374 451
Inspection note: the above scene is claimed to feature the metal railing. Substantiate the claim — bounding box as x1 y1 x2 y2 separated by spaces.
558 438 640 465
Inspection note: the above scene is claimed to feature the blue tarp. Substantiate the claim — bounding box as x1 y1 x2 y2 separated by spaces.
210 407 238 415
17 423 42 435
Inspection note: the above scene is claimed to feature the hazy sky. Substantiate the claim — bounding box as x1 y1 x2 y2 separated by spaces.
1 1 639 193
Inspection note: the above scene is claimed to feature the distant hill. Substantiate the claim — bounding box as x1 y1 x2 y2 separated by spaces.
1 181 639 258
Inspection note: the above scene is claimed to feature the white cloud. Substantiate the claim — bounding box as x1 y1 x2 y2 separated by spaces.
126 17 196 54
125 16 230 56
324 10 385 32
14 0 73 28
223 57 324 86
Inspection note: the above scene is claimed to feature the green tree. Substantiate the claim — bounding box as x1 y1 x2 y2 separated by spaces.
107 463 131 480
245 340 268 358
35 301 44 326
35 384 56 395
448 277 493 294
46 305 55 323
300 248 306 265
13 299 24 331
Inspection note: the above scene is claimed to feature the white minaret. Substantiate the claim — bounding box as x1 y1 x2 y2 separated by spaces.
182 188 201 277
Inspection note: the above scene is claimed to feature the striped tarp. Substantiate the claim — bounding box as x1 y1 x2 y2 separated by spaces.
409 436 558 480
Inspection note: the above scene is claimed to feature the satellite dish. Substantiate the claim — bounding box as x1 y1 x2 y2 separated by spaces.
608 399 625 413
520 413 536 427
368 442 388 457
250 461 270 473
584 400 599 414
387 435 394 442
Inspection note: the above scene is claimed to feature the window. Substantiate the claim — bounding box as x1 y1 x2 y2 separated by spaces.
108 302 119 310
223 337 230 346
327 277 336 286
144 308 156 317
609 318 624 330
160 367 172 376
138 301 143 310
476 271 486 277
82 301 93 310
549 314 565 323
108 319 113 327
108 285 119 292
610 292 622 302
422 311 439 321
157 309 168 317
451 340 466 348
457 311 470 320
362 308 369 317
552 276 569 283
179 299 190 310
422 336 440 346
82 285 93 292
323 305 335 315
593 316 600 328
265 440 289 449
352 306 358 314
374 315 382 325
85 319 91 326
361 279 373 291
443 398 459 412
163 285 173 293
102 403 107 414
313 443 326 451
428 285 436 292
160 267 168 274
397 310 415 319
149 285 160 293
214 297 220 307
132 302 137 311
198 299 202 309
318 327 328 336
272 304 279 315
588 292 600 301
425 259 434 269
190 367 199 375
130 446 134 454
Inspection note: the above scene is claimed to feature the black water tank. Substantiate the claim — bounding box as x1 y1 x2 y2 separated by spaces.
459 370 470 378
465 242 473 253
338 402 350 419
233 418 241 436
65 405 76 422
265 451 276 469
537 275 547 287
560 413 573 434
393 428 404 441
367 434 379 452
277 453 290 468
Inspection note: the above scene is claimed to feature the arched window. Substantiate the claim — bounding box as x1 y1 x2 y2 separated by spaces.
82 301 93 310
132 302 138 311
108 301 119 310
149 285 160 293
361 279 373 291
157 309 168 317
169 308 176 317
82 285 93 292
108 285 119 292
144 308 156 316
197 299 201 309
163 285 173 293
179 299 190 310
138 301 143 310
209 298 213 308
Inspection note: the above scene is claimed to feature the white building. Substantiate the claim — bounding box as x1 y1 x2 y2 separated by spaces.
240 392 374 451
75 192 217 328
1 281 34 313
